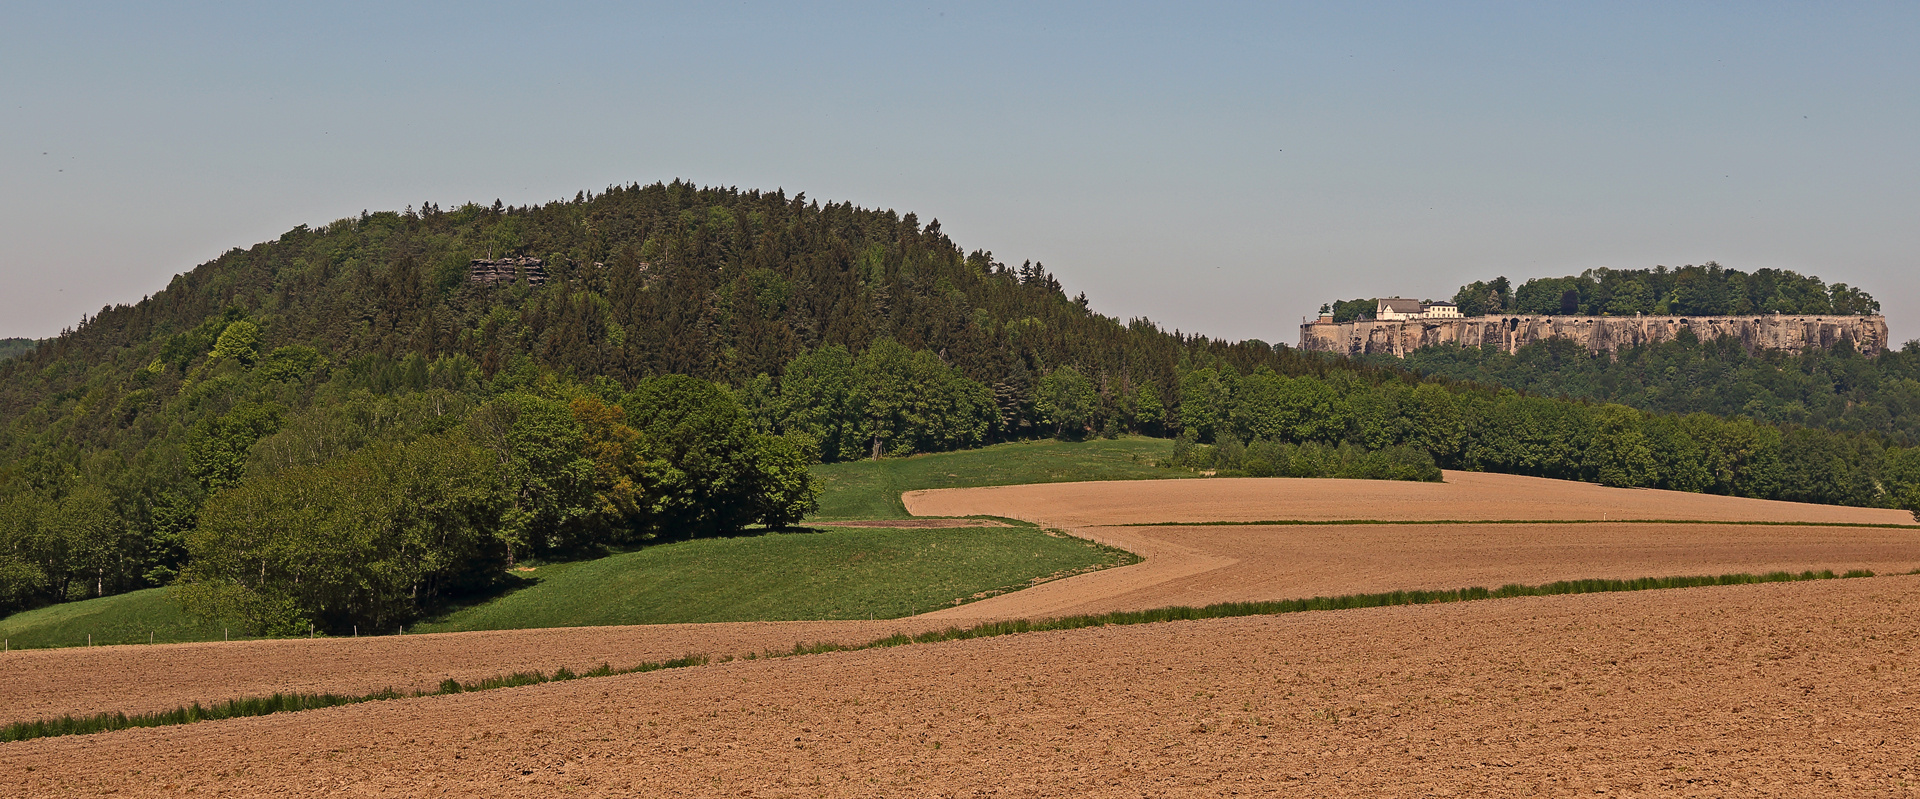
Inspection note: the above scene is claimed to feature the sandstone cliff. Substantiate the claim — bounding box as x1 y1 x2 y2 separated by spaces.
1298 314 1890 358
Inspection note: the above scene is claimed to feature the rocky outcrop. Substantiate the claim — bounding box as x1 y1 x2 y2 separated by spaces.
1298 314 1890 358
467 257 548 286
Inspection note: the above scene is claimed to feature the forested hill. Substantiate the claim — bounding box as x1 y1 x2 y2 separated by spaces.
1 180 1322 454
1 181 1350 631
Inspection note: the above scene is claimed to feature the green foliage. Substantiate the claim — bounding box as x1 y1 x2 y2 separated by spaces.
1329 298 1374 323
1451 277 1511 317
1130 382 1165 434
772 346 858 460
0 338 40 362
209 320 261 366
257 345 328 383
177 433 506 634
1173 438 1442 482
622 374 770 536
1481 263 1878 317
1034 366 1097 438
186 401 284 492
1397 335 1920 445
466 390 612 557
0 587 238 648
413 525 1128 630
1885 447 1920 522
809 437 1183 520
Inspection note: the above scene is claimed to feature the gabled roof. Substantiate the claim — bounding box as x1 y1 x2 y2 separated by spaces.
1377 297 1424 314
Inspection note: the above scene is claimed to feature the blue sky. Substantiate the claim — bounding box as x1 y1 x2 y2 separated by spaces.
4 2 1917 343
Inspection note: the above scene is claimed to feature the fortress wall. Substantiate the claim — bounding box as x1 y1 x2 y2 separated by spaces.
1297 315 1890 358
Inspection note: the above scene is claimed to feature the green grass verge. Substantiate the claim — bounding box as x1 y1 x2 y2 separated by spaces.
411 525 1134 632
2 568 1881 745
0 588 250 650
809 437 1183 520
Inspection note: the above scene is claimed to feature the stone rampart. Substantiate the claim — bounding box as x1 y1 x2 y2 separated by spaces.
1297 314 1890 358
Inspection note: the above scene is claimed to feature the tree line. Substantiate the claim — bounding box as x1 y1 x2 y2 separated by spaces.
1325 263 1878 321
1 320 816 633
1390 334 1920 447
1169 362 1920 511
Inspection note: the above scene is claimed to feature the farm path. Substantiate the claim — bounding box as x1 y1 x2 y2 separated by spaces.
911 472 1920 620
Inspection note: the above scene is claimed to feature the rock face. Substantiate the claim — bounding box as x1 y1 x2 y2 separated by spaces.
1298 314 1891 358
467 257 548 286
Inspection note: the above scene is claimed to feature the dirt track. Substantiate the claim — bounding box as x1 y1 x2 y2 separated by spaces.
6 575 1917 797
903 471 1918 527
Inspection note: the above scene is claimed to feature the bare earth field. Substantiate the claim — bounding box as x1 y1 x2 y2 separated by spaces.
5 471 1919 796
921 522 1920 620
902 471 1918 527
0 620 950 722
5 575 1917 797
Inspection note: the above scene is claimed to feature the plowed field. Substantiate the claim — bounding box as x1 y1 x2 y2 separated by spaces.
919 521 1920 620
902 471 1917 527
1 620 948 721
6 575 1917 797
5 471 1918 796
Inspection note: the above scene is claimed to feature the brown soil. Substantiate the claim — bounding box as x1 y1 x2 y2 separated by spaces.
0 620 950 722
921 521 1920 620
6 575 1917 797
903 471 1919 527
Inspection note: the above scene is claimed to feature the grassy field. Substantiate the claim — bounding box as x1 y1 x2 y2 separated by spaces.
0 438 1176 648
0 588 245 650
0 525 1133 647
809 436 1184 520
413 525 1131 631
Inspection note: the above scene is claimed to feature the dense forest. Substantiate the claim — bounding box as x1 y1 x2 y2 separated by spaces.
0 339 40 362
2 181 1916 634
1385 335 1920 446
1325 263 1880 321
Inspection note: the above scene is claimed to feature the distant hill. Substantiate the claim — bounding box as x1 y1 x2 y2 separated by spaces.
0 338 39 362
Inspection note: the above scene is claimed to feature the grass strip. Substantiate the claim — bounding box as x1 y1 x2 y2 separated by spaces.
1120 518 1920 529
0 568 1880 744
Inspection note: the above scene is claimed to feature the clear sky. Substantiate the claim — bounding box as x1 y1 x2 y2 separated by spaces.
4 2 1916 344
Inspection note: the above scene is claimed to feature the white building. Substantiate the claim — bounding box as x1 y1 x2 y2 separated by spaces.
1374 298 1460 320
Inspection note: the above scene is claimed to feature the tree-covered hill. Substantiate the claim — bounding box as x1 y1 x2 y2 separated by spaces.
0 181 1344 632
